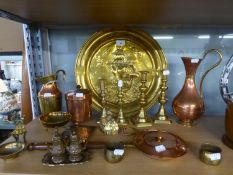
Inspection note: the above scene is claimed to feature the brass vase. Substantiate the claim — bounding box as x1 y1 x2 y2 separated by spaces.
172 49 222 127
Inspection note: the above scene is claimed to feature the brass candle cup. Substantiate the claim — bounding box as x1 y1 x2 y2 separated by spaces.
199 143 222 166
104 143 125 163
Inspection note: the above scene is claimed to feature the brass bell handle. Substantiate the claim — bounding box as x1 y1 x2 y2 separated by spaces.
199 49 223 98
55 69 66 81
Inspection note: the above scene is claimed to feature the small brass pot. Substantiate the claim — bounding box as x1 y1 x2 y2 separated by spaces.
104 143 125 163
199 143 222 166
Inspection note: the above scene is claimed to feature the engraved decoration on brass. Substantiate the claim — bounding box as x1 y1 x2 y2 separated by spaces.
75 28 167 117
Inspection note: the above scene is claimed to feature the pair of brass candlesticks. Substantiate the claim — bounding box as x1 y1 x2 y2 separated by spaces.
99 70 171 129
133 70 172 127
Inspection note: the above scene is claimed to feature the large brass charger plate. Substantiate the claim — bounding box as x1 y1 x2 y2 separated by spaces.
75 28 167 117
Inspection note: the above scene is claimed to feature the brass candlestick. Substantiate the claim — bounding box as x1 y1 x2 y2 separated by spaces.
134 71 152 127
117 80 128 126
154 70 172 124
100 79 107 122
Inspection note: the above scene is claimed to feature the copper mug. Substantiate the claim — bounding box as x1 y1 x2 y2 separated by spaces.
172 49 222 127
65 88 92 125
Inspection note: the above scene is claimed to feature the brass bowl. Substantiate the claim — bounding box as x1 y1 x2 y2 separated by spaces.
104 143 125 163
40 112 71 128
0 142 25 160
199 143 222 166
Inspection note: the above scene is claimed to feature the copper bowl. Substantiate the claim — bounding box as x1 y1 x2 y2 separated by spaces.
0 142 25 160
40 111 71 128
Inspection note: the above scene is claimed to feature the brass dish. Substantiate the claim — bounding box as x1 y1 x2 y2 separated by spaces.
40 112 71 128
0 142 25 160
199 143 222 165
75 27 167 117
104 142 125 163
134 130 187 159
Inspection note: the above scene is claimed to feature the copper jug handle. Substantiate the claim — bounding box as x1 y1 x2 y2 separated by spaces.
199 49 223 98
55 69 66 81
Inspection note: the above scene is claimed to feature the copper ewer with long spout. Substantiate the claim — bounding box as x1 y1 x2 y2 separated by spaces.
172 49 222 127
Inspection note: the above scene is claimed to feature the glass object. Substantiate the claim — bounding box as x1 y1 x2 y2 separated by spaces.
220 54 233 103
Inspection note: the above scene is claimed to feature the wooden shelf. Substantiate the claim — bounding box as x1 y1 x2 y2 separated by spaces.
0 116 232 175
1 0 233 26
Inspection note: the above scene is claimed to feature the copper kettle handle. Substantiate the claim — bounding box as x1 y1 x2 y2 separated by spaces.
55 69 66 81
199 49 223 98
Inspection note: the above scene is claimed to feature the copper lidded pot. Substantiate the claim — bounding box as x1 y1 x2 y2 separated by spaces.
172 49 222 127
65 86 92 125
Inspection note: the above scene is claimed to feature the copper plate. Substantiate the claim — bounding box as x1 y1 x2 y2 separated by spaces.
75 27 167 117
134 130 187 158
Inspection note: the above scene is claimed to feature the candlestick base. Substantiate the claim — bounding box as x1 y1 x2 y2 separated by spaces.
117 109 128 126
134 121 153 128
154 118 172 124
132 108 152 128
154 111 172 124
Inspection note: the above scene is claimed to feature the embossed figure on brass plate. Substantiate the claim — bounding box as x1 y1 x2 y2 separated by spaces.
108 45 139 95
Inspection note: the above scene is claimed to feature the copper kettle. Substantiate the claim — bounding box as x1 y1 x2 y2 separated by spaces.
172 49 222 127
36 70 66 115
